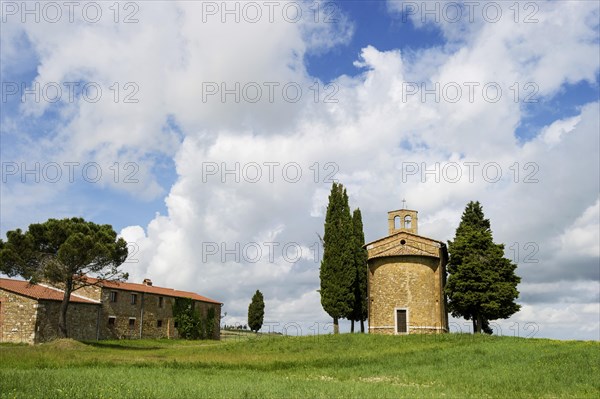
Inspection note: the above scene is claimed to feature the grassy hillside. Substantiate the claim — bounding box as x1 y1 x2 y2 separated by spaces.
1 334 598 398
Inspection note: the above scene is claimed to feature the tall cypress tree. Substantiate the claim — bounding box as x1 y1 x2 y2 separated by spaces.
446 201 521 333
248 290 265 333
350 208 368 333
320 183 355 334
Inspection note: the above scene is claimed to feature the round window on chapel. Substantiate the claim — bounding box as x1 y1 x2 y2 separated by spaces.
400 239 406 245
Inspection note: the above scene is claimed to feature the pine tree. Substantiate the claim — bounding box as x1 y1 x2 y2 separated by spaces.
0 218 128 338
446 201 521 333
350 208 368 333
247 290 265 333
320 183 355 334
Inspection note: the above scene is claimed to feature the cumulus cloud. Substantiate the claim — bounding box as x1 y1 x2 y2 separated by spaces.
2 1 598 338
559 199 600 259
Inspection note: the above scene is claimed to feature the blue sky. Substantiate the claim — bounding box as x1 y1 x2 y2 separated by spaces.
305 1 446 81
1 1 599 340
306 1 600 143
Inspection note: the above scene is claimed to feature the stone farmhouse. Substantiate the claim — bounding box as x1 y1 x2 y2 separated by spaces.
365 208 449 335
0 277 221 344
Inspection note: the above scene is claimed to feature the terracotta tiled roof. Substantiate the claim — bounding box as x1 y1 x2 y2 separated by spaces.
81 277 222 304
0 278 100 304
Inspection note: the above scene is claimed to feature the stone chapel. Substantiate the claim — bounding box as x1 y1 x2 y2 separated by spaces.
365 207 449 334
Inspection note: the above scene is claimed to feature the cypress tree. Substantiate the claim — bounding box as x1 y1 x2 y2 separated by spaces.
320 183 355 334
446 201 521 333
248 290 265 333
350 208 368 333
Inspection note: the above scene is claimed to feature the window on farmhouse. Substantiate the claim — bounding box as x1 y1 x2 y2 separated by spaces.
108 317 116 327
131 294 137 305
129 318 136 328
158 296 164 308
110 291 117 302
157 320 163 328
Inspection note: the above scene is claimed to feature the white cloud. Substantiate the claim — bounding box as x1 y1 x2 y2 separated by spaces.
558 199 600 259
2 1 599 339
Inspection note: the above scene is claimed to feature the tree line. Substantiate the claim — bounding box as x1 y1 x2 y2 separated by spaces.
0 192 520 338
319 182 520 334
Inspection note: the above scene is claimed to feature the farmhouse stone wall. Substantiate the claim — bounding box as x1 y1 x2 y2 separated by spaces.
76 285 102 301
0 289 38 344
35 301 100 342
98 288 221 340
0 289 100 344
1 281 221 343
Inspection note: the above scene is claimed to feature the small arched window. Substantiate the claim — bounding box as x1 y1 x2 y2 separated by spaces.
404 215 412 229
394 216 401 229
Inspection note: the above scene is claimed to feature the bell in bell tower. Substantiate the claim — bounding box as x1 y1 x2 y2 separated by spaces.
387 200 418 235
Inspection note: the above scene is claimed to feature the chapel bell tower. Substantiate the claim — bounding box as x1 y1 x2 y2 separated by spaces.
387 208 418 235
366 202 448 335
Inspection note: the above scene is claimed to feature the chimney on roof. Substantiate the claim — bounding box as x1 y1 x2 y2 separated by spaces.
142 278 153 286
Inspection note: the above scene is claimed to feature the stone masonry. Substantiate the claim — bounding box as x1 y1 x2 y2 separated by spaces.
35 300 100 342
0 283 100 344
88 278 221 341
0 289 38 343
0 277 221 343
366 208 449 335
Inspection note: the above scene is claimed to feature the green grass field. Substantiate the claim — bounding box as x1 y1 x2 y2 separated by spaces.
1 333 598 398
